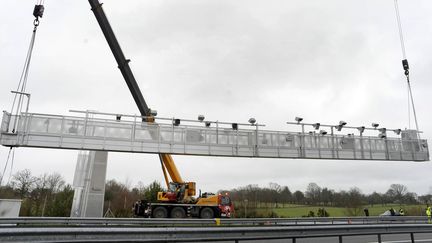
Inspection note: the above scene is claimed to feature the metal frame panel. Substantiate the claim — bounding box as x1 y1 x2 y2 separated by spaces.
1 112 429 161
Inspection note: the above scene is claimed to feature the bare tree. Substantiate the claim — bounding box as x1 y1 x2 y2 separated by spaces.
269 182 282 207
418 194 432 204
244 184 260 208
345 187 364 216
305 182 321 205
387 184 408 203
32 173 50 216
37 172 66 216
368 192 385 206
11 169 37 198
293 190 305 204
320 187 334 206
47 173 66 193
280 186 292 206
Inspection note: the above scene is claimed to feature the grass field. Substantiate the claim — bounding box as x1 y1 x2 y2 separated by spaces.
251 204 427 217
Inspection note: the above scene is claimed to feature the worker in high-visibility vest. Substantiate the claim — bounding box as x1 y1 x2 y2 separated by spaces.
426 205 431 224
399 208 405 216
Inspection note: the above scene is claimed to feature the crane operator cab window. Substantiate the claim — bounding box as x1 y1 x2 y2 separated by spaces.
220 195 231 206
168 182 178 192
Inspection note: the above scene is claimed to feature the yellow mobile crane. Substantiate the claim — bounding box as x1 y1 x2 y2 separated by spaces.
88 0 233 218
143 154 233 218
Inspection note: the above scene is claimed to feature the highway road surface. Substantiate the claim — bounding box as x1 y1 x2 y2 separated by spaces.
215 233 432 243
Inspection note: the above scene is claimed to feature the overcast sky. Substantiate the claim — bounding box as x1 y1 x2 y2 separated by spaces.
1 0 431 195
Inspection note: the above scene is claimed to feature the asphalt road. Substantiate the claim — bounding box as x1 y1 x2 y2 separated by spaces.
215 233 432 243
293 233 432 243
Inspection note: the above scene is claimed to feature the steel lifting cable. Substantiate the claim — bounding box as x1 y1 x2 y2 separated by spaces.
0 148 13 186
393 0 420 135
10 2 45 132
1 2 45 186
7 149 16 185
394 0 407 59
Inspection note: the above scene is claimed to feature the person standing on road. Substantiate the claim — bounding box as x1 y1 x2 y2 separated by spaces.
390 208 395 216
427 205 431 223
363 208 369 217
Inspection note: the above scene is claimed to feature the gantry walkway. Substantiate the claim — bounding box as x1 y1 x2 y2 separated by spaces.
0 111 429 161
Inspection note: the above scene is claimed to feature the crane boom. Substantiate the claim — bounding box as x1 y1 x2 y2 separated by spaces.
86 1 234 217
88 0 150 117
88 0 184 186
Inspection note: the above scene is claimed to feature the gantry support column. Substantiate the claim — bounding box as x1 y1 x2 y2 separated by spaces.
70 151 108 217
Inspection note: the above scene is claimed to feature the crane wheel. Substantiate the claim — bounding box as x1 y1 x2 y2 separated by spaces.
200 207 214 219
152 206 168 218
170 207 186 218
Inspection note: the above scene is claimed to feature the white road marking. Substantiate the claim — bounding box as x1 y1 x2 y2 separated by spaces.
368 239 432 243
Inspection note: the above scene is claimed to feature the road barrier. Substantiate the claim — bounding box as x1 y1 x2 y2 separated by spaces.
0 223 432 242
0 216 429 227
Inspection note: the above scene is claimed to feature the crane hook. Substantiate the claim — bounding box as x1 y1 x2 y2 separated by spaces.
33 4 44 27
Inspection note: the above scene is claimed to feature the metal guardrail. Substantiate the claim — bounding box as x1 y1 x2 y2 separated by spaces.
0 216 428 227
222 216 429 225
0 223 432 242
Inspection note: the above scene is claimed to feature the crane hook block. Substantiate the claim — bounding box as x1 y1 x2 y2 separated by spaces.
402 59 409 71
33 4 45 19
402 59 409 76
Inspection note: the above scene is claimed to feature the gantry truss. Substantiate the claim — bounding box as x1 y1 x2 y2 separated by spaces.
0 111 429 161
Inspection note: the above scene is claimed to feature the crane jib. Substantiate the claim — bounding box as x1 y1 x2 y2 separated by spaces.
88 0 150 117
87 0 186 190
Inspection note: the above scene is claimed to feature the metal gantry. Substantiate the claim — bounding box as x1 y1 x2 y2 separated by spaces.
0 111 428 162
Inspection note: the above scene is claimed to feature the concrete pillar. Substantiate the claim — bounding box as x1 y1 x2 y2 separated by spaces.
70 151 108 217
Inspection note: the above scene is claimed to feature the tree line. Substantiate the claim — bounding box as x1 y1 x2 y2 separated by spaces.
1 169 431 217
0 169 163 217
224 182 432 217
226 182 429 208
0 169 73 216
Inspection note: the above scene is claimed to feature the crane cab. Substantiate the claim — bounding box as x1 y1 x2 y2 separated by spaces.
157 182 196 203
